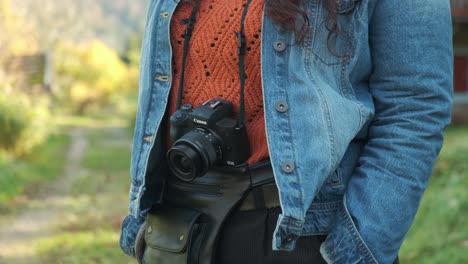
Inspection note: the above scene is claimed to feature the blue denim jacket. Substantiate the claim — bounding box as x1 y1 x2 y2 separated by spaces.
120 0 453 263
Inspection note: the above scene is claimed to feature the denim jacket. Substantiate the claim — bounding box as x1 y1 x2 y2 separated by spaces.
120 0 453 263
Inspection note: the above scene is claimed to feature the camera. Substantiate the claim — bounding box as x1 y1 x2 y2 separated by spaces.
167 98 250 181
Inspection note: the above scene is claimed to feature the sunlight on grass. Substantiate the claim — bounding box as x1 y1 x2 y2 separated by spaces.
0 132 69 212
81 146 131 173
36 230 136 264
32 124 135 263
52 115 129 129
48 193 129 232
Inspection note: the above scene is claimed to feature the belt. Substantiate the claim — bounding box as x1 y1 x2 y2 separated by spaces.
238 160 281 211
165 159 281 212
238 183 281 211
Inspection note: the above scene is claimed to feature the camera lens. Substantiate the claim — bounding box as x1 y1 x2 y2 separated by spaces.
177 156 192 173
167 145 202 181
167 127 223 181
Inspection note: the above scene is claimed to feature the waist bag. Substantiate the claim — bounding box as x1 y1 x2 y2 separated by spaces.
135 160 276 264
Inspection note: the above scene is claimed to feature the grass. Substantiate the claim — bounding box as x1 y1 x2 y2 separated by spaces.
0 132 69 213
400 126 468 263
33 122 137 264
36 230 127 264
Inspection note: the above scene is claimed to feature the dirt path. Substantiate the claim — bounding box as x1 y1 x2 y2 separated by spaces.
0 128 88 263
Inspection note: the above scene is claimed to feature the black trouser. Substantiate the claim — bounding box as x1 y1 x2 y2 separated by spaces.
216 207 327 264
216 206 401 264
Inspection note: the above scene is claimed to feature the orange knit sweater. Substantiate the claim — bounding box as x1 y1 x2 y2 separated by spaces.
167 0 268 164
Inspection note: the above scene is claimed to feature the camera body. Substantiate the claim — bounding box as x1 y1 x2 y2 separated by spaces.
167 98 250 181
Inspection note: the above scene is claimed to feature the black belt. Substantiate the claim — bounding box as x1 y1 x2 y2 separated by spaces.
164 159 282 212
238 183 281 211
238 159 281 211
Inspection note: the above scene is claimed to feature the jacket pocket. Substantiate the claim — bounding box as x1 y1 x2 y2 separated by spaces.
308 0 362 66
136 205 207 264
326 170 343 187
314 165 346 202
336 0 361 14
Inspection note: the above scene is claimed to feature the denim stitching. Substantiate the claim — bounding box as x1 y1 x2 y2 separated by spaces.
355 0 367 23
281 64 305 212
134 0 163 206
342 195 378 263
276 28 305 213
303 64 334 171
311 0 343 66
337 0 361 14
284 92 305 213
308 200 341 210
137 0 178 217
339 57 366 136
339 56 352 98
303 2 335 167
318 85 336 166
281 217 305 228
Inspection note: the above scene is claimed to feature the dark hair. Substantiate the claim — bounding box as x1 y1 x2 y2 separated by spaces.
264 0 338 41
184 0 339 42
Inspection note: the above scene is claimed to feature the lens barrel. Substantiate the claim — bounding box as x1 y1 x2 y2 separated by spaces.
167 127 223 181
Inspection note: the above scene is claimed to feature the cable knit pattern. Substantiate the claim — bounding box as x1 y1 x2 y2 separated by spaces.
168 0 268 164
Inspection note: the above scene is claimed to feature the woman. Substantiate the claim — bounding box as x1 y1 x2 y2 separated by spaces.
120 0 453 263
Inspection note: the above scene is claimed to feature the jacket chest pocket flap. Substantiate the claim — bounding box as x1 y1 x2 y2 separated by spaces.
309 0 362 66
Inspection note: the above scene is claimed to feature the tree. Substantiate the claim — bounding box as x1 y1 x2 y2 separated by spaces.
54 41 130 114
10 0 148 52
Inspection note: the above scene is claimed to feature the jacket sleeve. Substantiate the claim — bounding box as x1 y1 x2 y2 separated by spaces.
320 0 453 263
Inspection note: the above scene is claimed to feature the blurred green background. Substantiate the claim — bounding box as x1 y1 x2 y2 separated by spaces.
0 0 467 263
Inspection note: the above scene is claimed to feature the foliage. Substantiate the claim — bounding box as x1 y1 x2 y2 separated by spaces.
0 132 69 211
0 94 28 152
0 90 50 156
0 0 51 165
11 0 148 52
0 0 38 56
400 126 468 263
122 35 143 67
54 41 134 114
0 0 39 89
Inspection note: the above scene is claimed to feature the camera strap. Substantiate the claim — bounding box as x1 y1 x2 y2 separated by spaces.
177 3 200 110
235 0 254 127
177 0 254 128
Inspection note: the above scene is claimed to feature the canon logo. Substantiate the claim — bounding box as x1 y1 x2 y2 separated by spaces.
193 118 208 125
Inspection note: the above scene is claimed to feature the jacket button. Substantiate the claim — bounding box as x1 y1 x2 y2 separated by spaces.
160 12 170 18
284 233 296 243
275 101 289 113
273 40 286 52
155 75 171 82
281 162 295 174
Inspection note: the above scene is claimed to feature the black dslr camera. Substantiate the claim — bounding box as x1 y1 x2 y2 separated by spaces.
167 98 250 181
